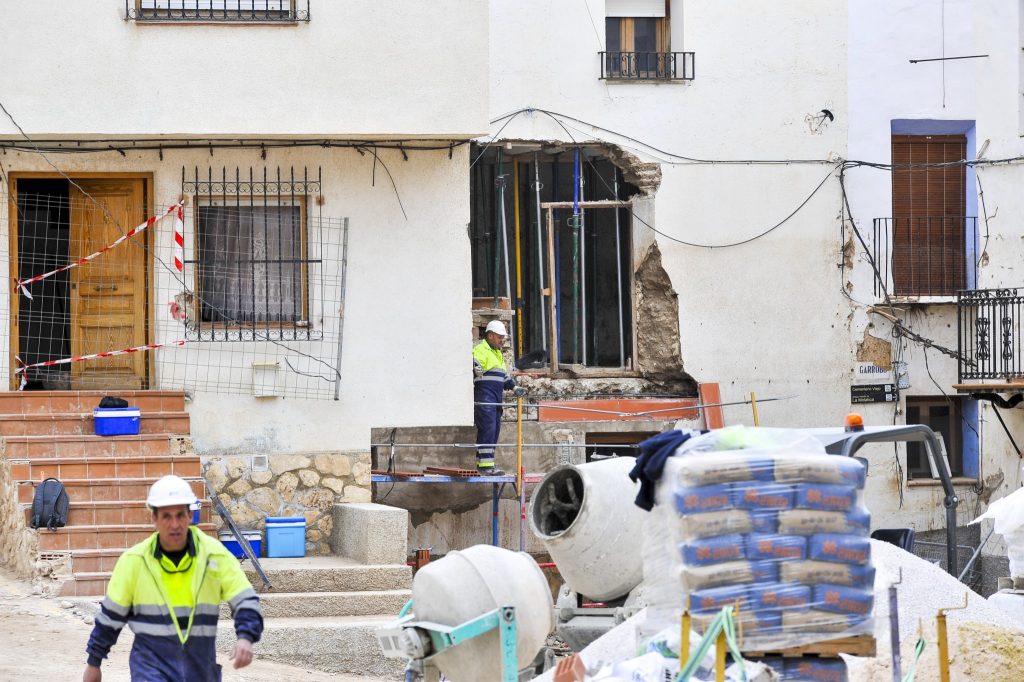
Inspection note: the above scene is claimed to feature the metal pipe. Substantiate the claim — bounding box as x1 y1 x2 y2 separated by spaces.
493 150 503 306
546 208 560 371
958 527 995 582
613 167 625 369
888 569 902 682
552 155 561 356
513 159 524 358
572 150 581 364
333 218 349 400
533 154 547 353
580 155 587 366
498 159 514 354
517 397 525 551
370 442 639 450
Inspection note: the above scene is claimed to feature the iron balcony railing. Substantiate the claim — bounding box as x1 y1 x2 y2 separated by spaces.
126 0 310 22
871 216 978 298
599 52 695 81
957 288 1024 383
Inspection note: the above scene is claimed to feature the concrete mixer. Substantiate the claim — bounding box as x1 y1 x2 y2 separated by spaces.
375 545 554 682
529 457 649 651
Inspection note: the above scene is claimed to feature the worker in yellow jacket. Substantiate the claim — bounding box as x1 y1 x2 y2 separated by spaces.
473 320 527 475
83 475 263 681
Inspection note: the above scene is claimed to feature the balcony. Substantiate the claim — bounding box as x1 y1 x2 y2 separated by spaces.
957 288 1024 383
599 52 695 81
871 217 978 299
126 0 310 23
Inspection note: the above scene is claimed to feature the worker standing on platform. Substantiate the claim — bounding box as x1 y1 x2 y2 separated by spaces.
82 475 263 682
473 320 526 475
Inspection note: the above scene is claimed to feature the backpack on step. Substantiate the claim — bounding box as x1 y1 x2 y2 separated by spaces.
30 478 69 531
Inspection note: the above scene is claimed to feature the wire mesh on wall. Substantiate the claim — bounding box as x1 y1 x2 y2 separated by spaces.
0 169 347 400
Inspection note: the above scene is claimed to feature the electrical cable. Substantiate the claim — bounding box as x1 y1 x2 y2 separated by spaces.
529 109 838 249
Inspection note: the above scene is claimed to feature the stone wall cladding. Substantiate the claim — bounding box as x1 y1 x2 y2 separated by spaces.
202 451 371 556
0 445 41 578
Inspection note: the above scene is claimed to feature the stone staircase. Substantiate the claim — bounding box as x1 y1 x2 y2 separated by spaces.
0 390 210 597
217 556 411 677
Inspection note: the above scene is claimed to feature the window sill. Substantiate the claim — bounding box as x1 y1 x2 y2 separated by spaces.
878 296 958 306
906 477 978 488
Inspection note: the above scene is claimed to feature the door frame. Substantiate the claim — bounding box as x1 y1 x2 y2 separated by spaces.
8 172 155 390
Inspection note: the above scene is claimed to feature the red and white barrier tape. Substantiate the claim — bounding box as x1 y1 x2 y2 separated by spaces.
15 201 183 300
173 205 185 272
14 340 186 384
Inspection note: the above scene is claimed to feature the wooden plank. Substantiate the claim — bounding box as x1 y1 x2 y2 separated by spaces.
423 466 479 477
698 382 725 429
742 635 876 659
953 383 1024 392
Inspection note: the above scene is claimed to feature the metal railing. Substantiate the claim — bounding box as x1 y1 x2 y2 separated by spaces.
871 216 977 298
957 287 1024 382
599 51 695 81
126 0 310 22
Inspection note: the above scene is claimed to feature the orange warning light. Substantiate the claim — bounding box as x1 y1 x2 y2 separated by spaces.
844 413 865 432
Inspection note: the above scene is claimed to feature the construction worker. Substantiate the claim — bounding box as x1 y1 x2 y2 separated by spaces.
82 475 263 682
473 320 526 475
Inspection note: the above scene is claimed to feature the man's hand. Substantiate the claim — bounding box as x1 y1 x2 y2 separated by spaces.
83 665 102 682
230 638 253 669
513 386 527 397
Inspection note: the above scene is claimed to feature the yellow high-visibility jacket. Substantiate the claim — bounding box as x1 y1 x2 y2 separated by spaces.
86 526 263 681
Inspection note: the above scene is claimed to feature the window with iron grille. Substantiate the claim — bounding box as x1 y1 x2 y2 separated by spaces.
600 1 694 81
127 0 310 23
183 167 320 342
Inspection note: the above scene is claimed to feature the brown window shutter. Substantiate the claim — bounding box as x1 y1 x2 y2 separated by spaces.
890 134 966 296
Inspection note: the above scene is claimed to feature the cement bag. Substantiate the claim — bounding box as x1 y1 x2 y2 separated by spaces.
971 484 1024 578
649 428 875 651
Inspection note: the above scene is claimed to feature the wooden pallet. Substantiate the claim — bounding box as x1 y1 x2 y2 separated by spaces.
742 635 875 659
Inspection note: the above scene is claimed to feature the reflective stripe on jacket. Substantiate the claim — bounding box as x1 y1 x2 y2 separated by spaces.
86 526 263 682
473 339 515 404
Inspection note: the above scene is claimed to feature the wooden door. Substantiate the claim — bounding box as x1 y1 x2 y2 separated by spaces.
69 179 148 389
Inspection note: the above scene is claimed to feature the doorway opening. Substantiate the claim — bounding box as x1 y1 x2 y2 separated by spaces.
12 176 151 390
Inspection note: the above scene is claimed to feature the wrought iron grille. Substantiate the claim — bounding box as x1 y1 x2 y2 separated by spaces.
871 216 978 298
181 166 323 342
957 287 1024 382
127 1 310 22
599 51 695 81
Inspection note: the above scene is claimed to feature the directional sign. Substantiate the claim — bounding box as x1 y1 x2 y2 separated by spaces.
850 383 898 404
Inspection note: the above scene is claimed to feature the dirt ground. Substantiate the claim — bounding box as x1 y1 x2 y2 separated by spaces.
0 567 392 682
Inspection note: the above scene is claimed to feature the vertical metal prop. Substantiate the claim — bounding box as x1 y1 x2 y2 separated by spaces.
533 155 547 352
889 569 902 682
571 150 581 364
546 209 560 371
498 161 514 354
333 218 349 400
493 150 503 307
613 168 625 368
517 397 524 551
580 160 588 367
513 160 524 358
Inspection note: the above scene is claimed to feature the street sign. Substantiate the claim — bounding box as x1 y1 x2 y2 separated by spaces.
850 383 897 404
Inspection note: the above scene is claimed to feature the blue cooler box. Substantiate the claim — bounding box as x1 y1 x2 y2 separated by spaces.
219 530 263 559
94 407 141 436
266 517 306 558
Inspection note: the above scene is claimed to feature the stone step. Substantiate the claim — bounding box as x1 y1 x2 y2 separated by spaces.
67 548 139 574
18 476 206 504
23 499 212 527
4 434 183 459
242 557 412 594
0 411 190 437
215 615 404 678
10 455 200 483
0 390 185 415
36 523 216 552
219 590 410 620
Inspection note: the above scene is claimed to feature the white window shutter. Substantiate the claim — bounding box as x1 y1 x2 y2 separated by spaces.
605 0 666 18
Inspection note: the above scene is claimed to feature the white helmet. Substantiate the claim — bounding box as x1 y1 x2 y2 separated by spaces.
147 475 199 510
485 320 508 337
